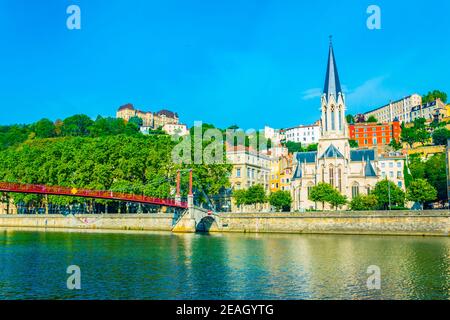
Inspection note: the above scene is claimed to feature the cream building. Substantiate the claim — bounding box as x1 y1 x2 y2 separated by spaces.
364 94 422 123
291 41 405 211
116 104 180 129
226 146 271 192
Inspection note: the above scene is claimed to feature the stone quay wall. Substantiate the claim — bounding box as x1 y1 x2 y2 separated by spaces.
217 211 450 236
0 211 449 237
0 214 176 232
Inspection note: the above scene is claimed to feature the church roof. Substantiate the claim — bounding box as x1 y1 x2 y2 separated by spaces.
292 164 303 180
295 151 317 163
350 149 375 162
364 159 377 177
323 39 343 102
319 144 344 159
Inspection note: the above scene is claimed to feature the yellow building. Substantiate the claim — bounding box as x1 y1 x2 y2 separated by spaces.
270 154 293 192
116 103 179 129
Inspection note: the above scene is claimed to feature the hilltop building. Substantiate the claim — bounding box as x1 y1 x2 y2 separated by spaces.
116 103 180 129
291 40 405 211
364 94 422 123
410 99 447 122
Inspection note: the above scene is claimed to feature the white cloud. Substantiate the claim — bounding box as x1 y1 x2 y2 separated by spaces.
301 88 322 100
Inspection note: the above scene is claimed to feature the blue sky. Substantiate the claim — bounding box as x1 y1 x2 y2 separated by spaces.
0 0 449 129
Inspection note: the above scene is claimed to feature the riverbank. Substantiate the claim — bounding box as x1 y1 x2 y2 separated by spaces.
0 211 449 237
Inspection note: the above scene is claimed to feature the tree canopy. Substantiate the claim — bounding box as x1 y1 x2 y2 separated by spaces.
371 180 405 210
406 179 437 208
309 183 347 210
422 90 447 104
269 191 292 212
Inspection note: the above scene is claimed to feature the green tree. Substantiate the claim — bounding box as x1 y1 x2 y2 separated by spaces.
432 128 450 146
349 140 359 148
424 153 447 204
346 114 354 124
245 184 267 208
269 191 292 212
284 141 304 153
415 128 431 145
389 139 403 151
406 179 437 209
33 119 56 138
61 114 94 137
232 189 247 209
128 116 144 127
422 90 447 104
349 194 378 211
371 180 405 210
327 192 347 210
400 125 417 148
306 143 318 152
309 183 346 210
367 115 378 123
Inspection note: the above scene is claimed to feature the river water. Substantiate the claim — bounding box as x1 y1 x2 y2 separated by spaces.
0 228 449 300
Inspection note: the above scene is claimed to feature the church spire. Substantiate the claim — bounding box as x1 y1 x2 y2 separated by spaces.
323 36 343 102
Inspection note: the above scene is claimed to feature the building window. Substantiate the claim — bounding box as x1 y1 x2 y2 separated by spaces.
397 162 401 168
352 185 359 198
338 168 342 192
329 167 334 187
398 181 402 188
236 168 241 177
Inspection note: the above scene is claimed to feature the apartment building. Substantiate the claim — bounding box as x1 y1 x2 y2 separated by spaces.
378 152 406 191
348 119 401 150
284 124 321 145
364 94 422 123
226 146 272 192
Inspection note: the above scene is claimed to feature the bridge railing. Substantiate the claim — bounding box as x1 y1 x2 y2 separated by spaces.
0 182 188 208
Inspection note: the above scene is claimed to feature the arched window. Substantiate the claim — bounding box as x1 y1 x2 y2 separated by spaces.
331 106 335 131
352 183 360 199
338 168 342 192
339 108 342 131
325 110 328 131
329 166 335 187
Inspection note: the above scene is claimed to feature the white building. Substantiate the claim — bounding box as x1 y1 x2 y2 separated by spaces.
284 124 321 145
364 94 422 123
162 123 189 136
264 126 284 145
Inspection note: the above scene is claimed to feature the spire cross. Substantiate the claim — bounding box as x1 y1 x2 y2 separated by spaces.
329 35 333 46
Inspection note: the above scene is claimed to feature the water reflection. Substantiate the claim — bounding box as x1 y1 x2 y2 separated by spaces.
0 228 449 300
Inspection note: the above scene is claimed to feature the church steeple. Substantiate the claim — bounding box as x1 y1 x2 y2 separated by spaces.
320 37 347 138
323 36 343 103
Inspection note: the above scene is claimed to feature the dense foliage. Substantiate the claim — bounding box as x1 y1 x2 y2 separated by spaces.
422 90 447 104
308 183 347 210
268 191 292 212
0 116 232 211
408 153 447 204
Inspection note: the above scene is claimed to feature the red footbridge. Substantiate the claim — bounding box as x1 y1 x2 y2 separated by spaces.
0 182 188 209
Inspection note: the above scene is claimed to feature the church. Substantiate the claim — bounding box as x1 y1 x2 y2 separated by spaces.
291 41 398 211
